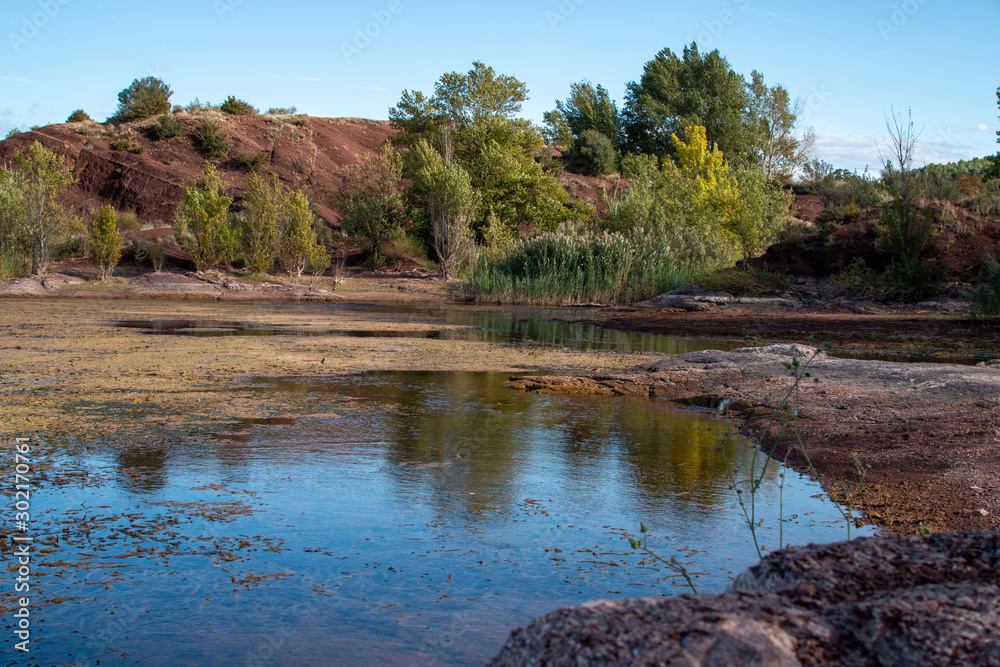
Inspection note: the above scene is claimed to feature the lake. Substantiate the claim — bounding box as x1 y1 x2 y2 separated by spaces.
0 300 870 665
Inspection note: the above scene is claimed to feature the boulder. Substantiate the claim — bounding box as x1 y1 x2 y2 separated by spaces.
487 530 1000 666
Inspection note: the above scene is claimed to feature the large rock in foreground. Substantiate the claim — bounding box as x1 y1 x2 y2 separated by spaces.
487 530 1000 666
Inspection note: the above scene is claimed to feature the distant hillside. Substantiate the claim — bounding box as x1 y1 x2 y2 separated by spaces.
0 112 394 229
0 113 612 231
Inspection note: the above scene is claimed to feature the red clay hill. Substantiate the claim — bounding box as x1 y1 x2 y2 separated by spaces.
0 113 613 233
0 112 394 229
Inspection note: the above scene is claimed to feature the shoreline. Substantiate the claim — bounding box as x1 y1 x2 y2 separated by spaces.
506 344 1000 536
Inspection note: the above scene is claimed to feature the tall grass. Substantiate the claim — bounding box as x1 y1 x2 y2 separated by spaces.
463 230 707 305
0 251 29 279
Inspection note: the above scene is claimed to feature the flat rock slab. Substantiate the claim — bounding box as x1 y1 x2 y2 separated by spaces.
506 345 1000 533
488 530 1000 666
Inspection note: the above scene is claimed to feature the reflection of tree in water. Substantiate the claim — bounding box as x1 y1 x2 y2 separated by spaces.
365 372 780 526
115 445 169 493
373 372 528 519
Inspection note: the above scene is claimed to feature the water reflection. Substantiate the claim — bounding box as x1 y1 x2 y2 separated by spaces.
37 370 868 666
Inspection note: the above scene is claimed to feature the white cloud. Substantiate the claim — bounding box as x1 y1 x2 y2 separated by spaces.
347 84 388 93
814 133 972 171
0 75 29 82
975 123 990 131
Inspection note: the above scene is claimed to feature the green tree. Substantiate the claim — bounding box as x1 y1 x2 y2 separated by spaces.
13 141 77 275
240 171 284 273
721 166 793 266
543 81 621 148
746 70 811 180
114 77 173 121
177 162 237 270
623 43 752 164
67 109 91 123
411 137 479 279
87 205 122 281
391 62 577 240
279 189 327 278
0 168 31 276
336 143 406 262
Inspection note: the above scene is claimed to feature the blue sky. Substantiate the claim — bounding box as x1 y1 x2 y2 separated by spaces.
1 0 997 173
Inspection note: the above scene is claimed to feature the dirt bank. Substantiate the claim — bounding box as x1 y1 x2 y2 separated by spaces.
506 344 1000 536
0 265 456 305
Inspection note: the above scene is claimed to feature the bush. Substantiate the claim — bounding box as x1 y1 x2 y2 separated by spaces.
698 266 791 296
266 107 297 115
567 129 618 176
971 253 1000 322
109 139 143 154
464 229 701 305
87 205 122 282
67 109 91 123
115 77 172 121
153 114 182 140
234 151 268 172
220 96 257 116
194 120 231 160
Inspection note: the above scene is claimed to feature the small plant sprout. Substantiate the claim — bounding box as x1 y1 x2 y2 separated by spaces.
722 337 864 562
628 523 698 594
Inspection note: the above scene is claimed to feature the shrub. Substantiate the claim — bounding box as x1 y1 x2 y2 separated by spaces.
220 96 257 116
5 128 23 139
194 120 231 160
67 109 91 123
698 266 791 296
87 205 122 281
289 117 309 127
115 77 172 121
567 129 618 176
153 114 182 139
234 151 268 172
109 139 143 154
970 253 1000 322
185 98 214 113
266 107 297 115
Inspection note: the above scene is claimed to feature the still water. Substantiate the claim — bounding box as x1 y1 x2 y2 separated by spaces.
7 306 870 666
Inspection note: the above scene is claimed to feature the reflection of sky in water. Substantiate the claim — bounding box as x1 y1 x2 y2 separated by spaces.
18 371 873 666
